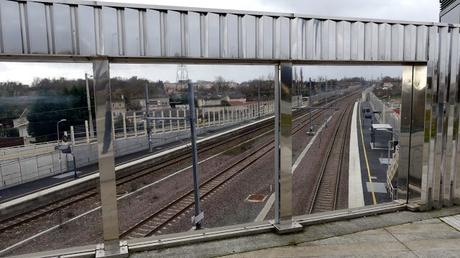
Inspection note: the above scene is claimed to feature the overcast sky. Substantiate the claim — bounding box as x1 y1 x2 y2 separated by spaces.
0 0 438 85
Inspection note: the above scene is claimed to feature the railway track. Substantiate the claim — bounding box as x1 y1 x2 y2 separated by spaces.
119 99 340 238
0 90 357 242
308 99 355 214
0 100 329 234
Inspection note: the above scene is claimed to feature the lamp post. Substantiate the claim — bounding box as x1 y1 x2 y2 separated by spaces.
85 73 95 138
57 119 67 143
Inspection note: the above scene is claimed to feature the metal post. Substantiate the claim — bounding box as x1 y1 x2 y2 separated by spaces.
85 73 95 138
258 80 261 118
70 126 75 146
133 113 137 136
169 110 173 131
274 63 300 233
161 110 165 132
122 113 127 138
145 84 152 152
85 120 90 143
188 82 204 229
72 154 77 179
92 59 123 255
274 65 280 224
111 112 115 139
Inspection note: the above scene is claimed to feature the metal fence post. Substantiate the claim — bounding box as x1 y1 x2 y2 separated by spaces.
188 82 204 229
274 63 301 233
92 59 125 256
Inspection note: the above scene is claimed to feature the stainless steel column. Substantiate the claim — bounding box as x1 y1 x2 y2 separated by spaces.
409 66 427 202
398 66 413 202
92 59 120 248
274 65 280 223
274 63 296 230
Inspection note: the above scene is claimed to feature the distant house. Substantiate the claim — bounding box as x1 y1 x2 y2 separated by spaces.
382 82 393 89
136 96 170 110
226 98 246 106
13 108 30 138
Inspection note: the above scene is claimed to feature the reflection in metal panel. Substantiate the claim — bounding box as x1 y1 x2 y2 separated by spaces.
27 2 48 53
102 7 119 56
144 10 162 56
225 14 239 58
52 4 73 54
0 0 23 53
187 12 201 57
77 5 96 55
166 11 181 57
124 8 140 56
207 13 220 58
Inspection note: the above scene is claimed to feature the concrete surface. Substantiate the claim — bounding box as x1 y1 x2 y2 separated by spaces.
128 206 460 258
348 102 364 208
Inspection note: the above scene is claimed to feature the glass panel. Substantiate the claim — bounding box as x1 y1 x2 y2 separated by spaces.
291 65 403 216
0 62 99 256
108 64 275 239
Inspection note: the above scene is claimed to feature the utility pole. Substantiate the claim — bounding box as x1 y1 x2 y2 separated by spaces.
188 82 203 230
145 84 152 152
257 80 261 118
85 73 94 138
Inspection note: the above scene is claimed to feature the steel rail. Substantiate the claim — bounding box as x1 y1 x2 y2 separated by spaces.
308 97 356 214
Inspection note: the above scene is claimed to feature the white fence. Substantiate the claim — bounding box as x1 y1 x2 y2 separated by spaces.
0 102 274 189
367 91 401 140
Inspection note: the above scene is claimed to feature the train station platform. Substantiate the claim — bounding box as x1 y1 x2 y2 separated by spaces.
356 101 393 205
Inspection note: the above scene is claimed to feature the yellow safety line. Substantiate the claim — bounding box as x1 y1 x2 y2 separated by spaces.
358 103 378 205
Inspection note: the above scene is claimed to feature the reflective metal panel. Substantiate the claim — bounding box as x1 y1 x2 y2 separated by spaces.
242 15 256 58
421 26 439 208
0 0 23 53
166 10 181 56
93 59 120 241
438 26 450 206
27 2 48 53
410 66 427 201
225 14 239 58
378 23 391 60
445 27 460 205
77 5 96 55
416 26 428 61
274 65 280 223
290 18 299 59
398 66 413 201
336 21 351 60
305 19 319 59
186 12 201 57
350 21 364 60
52 4 73 54
144 9 162 56
404 25 417 61
326 20 336 60
364 22 378 61
102 7 119 56
276 17 290 59
279 63 293 221
207 13 220 58
124 8 140 56
261 16 273 59
391 24 404 61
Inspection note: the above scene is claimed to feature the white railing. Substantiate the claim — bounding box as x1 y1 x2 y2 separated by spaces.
0 102 274 189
